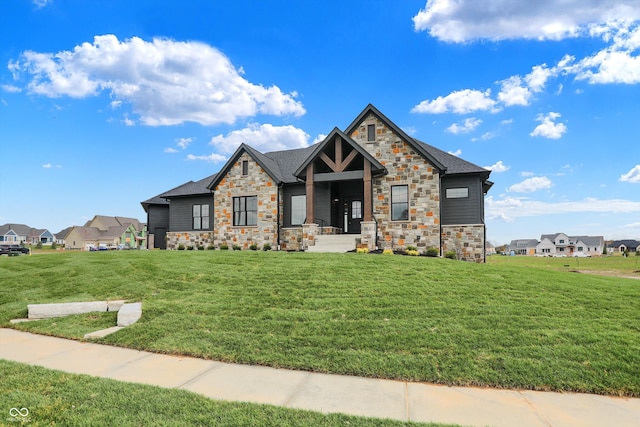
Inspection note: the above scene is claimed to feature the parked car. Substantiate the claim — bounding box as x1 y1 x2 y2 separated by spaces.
553 253 567 257
573 252 591 258
0 244 30 255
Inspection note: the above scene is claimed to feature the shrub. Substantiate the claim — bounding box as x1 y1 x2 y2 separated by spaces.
406 249 420 256
262 243 272 251
232 244 241 251
425 247 439 257
36 242 43 250
444 250 457 260
51 242 57 250
197 245 205 251
207 244 216 250
406 245 417 252
219 243 229 250
249 243 258 251
186 246 195 251
356 247 369 254
177 244 185 251
382 248 394 255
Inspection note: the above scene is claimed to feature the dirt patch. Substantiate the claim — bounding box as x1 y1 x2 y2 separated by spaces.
573 270 640 280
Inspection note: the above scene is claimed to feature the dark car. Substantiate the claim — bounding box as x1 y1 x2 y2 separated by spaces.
0 244 30 255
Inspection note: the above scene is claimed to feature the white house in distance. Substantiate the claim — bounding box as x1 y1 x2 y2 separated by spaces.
509 233 604 257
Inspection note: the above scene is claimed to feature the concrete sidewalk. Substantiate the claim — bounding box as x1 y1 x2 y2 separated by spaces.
1 328 638 426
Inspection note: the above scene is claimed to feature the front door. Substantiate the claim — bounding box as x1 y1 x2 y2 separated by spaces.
343 199 362 234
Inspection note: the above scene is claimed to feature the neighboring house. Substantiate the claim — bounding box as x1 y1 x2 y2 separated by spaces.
64 215 147 250
0 223 55 245
608 240 640 253
142 105 493 262
509 233 604 256
485 241 496 256
508 239 539 255
55 227 73 246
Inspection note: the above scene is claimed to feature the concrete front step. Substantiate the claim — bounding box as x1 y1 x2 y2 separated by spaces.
307 234 360 253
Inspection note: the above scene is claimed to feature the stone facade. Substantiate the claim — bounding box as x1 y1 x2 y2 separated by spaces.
351 113 441 252
441 224 485 263
281 227 303 251
166 231 213 250
213 153 279 249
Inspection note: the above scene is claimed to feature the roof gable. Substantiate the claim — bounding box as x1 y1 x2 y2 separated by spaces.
293 127 385 179
208 143 283 190
345 104 448 172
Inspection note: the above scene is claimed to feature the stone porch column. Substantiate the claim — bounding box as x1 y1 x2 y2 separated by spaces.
302 223 319 250
360 221 377 251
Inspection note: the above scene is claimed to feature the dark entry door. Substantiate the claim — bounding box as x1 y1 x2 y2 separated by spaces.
343 199 363 234
154 227 167 249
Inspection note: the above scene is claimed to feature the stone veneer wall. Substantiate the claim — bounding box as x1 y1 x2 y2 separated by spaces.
350 113 441 252
213 153 279 249
441 224 485 263
281 227 303 251
166 231 213 249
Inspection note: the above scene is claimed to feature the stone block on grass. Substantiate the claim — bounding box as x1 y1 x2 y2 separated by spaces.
28 301 109 319
117 302 142 327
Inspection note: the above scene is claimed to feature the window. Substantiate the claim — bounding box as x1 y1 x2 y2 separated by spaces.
446 187 469 198
351 200 362 219
367 124 375 141
291 195 306 225
233 196 257 226
391 185 408 221
193 204 210 230
559 239 565 244
242 160 248 175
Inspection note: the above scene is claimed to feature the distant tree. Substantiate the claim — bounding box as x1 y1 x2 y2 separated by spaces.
602 246 607 255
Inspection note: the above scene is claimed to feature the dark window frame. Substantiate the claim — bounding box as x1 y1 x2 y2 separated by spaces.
291 195 306 226
193 204 210 230
367 124 376 141
233 196 258 226
391 185 409 221
241 160 249 176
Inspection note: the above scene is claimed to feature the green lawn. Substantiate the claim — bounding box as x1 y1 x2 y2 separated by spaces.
0 359 446 427
1 251 639 397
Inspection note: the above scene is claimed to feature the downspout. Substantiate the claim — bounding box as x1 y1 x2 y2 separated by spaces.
277 183 282 250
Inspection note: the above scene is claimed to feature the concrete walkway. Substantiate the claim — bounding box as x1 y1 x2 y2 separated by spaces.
1 328 638 426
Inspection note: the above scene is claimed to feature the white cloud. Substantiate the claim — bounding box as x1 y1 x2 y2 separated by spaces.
164 147 178 154
311 134 327 145
487 195 640 222
176 137 192 149
620 165 640 183
33 0 51 8
485 160 510 173
42 163 52 169
1 84 21 93
497 64 554 107
448 149 462 157
530 112 567 139
507 176 552 193
413 0 640 43
8 34 305 126
122 117 135 126
186 153 227 163
446 117 482 134
412 89 497 114
209 123 311 154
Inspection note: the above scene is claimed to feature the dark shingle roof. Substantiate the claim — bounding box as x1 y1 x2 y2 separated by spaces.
263 145 318 184
414 140 490 175
160 174 217 198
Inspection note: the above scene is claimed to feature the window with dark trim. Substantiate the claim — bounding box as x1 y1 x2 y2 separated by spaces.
242 160 248 176
391 185 408 221
351 200 362 219
291 195 306 225
193 204 210 230
445 187 469 198
233 196 257 226
367 124 375 141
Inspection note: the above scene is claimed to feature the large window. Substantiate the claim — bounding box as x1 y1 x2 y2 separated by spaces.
391 185 408 221
291 195 306 225
234 196 257 226
193 204 210 230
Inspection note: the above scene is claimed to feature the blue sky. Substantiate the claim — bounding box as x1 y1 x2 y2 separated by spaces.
1 0 639 245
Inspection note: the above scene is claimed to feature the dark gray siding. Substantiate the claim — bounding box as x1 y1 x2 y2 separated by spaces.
441 174 484 225
147 205 169 230
282 183 331 227
169 195 213 231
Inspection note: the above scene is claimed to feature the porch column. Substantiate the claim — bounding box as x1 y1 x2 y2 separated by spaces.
363 160 372 221
305 163 314 224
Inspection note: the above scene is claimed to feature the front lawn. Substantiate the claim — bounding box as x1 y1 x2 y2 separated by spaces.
1 251 639 396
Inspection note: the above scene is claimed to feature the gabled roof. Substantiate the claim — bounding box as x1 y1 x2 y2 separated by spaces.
55 227 73 240
208 144 284 190
345 104 449 172
293 127 386 179
0 223 53 238
610 240 640 249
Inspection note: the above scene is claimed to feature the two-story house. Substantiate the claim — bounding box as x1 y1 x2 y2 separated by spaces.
142 105 493 261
